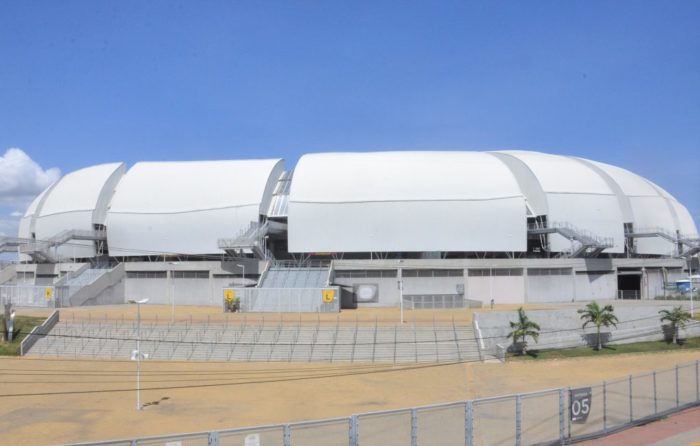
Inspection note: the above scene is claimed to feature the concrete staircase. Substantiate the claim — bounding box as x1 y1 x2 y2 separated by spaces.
259 266 329 288
26 320 482 364
528 221 614 257
626 227 700 257
55 263 125 307
18 229 107 263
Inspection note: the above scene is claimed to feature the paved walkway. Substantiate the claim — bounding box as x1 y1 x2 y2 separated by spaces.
578 406 700 446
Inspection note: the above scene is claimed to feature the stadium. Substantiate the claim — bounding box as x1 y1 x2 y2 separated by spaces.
1 150 700 446
1 150 697 311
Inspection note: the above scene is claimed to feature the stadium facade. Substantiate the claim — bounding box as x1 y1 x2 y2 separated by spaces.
2 150 698 310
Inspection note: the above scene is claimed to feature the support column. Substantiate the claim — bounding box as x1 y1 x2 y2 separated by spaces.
349 415 358 446
465 401 474 446
515 395 522 446
559 389 566 442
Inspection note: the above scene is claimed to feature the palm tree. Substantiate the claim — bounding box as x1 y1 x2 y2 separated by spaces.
659 306 692 345
578 301 618 350
506 307 540 355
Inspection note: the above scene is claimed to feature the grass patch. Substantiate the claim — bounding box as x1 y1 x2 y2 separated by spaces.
0 315 47 355
509 337 700 361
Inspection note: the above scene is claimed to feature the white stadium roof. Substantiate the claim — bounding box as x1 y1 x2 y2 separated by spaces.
20 163 125 259
106 159 284 256
19 151 698 258
493 151 626 253
289 151 527 253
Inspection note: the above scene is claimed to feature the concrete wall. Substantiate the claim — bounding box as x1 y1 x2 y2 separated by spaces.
474 303 700 353
466 275 524 304
81 277 125 306
333 276 399 307
71 264 126 306
126 278 168 304
574 273 617 301
526 272 575 303
7 256 689 308
123 260 264 307
332 257 686 307
645 268 665 299
0 264 16 285
402 276 464 295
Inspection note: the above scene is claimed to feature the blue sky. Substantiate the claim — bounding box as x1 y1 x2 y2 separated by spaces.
0 0 698 236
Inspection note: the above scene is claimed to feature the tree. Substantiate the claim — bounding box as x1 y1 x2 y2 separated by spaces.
506 307 540 355
659 306 692 345
578 301 618 350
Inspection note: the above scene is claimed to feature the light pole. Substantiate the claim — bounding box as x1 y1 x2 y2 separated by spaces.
168 262 179 323
689 256 696 317
128 298 149 410
397 261 405 324
237 264 245 287
399 279 404 324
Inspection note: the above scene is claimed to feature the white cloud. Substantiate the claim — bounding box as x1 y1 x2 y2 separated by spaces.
0 148 61 210
10 211 23 218
0 216 19 237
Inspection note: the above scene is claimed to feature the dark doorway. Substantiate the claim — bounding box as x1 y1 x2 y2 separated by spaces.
617 273 641 299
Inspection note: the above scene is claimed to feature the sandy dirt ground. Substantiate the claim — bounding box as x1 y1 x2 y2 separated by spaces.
1 305 698 445
19 300 681 326
18 303 560 326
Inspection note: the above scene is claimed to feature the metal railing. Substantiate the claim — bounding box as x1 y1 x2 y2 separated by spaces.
67 360 700 446
0 285 55 307
260 267 330 288
271 259 332 268
618 290 640 300
527 221 615 257
232 287 341 313
217 221 274 259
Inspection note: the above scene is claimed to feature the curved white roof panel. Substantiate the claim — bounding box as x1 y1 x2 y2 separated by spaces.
24 186 51 219
587 160 677 255
289 152 527 253
497 151 625 253
292 152 524 202
18 185 54 238
33 163 125 259
588 161 660 197
669 200 699 239
488 152 548 216
18 184 57 261
106 159 284 256
38 163 125 218
500 151 612 194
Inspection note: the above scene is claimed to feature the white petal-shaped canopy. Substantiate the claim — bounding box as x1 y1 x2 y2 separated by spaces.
288 152 528 253
27 163 125 259
106 159 284 256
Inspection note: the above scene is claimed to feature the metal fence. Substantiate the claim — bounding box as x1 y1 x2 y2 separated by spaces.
68 360 700 446
618 290 640 300
0 285 55 307
403 294 482 309
228 287 341 313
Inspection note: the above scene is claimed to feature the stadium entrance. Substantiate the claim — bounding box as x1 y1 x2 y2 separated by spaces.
617 270 642 299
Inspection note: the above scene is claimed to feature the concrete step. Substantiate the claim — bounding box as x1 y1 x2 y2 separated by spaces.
27 321 483 364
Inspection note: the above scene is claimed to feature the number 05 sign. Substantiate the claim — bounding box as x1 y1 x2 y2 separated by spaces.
569 387 592 423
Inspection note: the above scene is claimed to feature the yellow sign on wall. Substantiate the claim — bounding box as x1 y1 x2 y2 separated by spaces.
44 287 53 300
223 289 235 302
322 289 335 303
